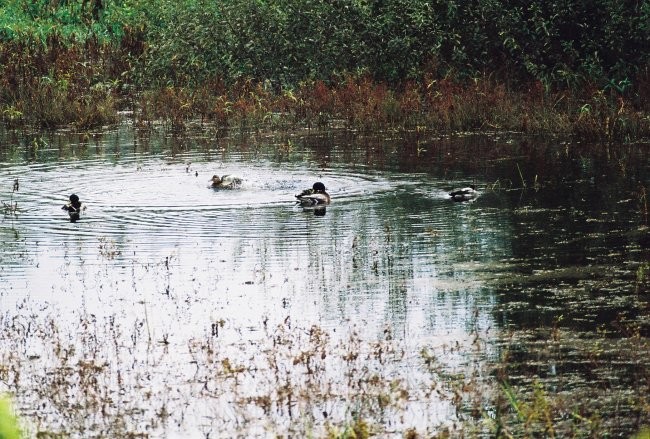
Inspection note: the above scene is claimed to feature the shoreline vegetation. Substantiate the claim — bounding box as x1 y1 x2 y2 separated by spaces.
0 0 649 140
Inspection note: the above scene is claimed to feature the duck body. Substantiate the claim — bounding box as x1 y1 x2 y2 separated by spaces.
449 185 478 202
296 182 330 206
62 194 85 222
210 175 243 189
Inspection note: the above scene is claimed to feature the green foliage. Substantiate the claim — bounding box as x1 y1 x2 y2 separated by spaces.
492 0 650 89
1 0 650 131
0 0 144 44
2 0 649 89
137 0 373 87
0 395 22 439
134 0 650 89
325 417 372 439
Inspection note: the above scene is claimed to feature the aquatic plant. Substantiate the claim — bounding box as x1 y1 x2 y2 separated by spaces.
1 309 468 437
482 327 650 438
639 183 648 224
98 237 120 260
2 178 19 215
637 264 650 294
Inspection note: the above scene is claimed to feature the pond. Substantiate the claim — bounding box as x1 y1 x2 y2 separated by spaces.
0 125 648 437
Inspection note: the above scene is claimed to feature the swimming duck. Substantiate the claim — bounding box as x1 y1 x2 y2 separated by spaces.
62 194 85 222
449 185 478 202
210 175 243 189
296 182 331 206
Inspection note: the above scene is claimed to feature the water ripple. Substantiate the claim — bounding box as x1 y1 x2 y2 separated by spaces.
3 157 398 244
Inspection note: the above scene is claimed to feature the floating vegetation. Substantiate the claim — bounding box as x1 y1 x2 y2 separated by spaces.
489 327 650 438
1 309 648 437
0 312 472 437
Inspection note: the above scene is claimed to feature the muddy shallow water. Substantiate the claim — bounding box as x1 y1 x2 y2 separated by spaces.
0 126 648 437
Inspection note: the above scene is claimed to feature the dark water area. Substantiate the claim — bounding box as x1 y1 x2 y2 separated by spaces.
0 124 648 437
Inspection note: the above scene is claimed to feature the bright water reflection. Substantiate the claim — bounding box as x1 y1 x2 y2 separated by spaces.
1 126 648 436
1 128 504 340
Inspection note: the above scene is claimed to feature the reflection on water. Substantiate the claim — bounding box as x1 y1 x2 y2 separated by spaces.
0 126 648 436
0 128 502 336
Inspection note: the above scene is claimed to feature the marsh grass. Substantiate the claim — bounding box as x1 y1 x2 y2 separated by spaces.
3 34 649 141
131 75 650 141
0 310 468 437
639 183 649 224
2 178 20 218
2 303 646 438
484 326 650 438
0 38 125 129
2 0 650 139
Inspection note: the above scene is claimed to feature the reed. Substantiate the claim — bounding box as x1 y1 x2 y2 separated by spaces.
1 0 649 138
639 183 648 224
2 178 19 216
486 326 650 438
128 74 650 140
1 34 649 139
2 302 647 438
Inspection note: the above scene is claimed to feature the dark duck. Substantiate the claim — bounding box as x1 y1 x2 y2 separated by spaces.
295 182 331 206
449 185 478 202
62 194 85 222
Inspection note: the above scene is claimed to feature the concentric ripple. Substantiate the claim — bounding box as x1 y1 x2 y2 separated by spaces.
2 154 401 245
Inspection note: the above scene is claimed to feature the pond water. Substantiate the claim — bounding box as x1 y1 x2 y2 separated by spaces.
0 125 648 437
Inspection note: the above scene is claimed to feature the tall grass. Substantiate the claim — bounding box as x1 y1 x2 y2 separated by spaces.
0 0 649 138
133 74 650 140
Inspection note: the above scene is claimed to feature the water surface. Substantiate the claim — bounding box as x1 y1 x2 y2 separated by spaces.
1 126 648 436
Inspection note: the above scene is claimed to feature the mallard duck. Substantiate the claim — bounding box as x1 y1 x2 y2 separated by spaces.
210 174 243 189
296 182 330 206
62 194 85 222
449 185 478 202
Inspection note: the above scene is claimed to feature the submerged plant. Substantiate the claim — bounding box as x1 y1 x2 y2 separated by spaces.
637 264 650 294
639 183 648 224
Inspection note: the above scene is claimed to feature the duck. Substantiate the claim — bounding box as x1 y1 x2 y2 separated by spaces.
449 185 478 202
210 174 243 189
296 182 330 206
62 194 85 222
